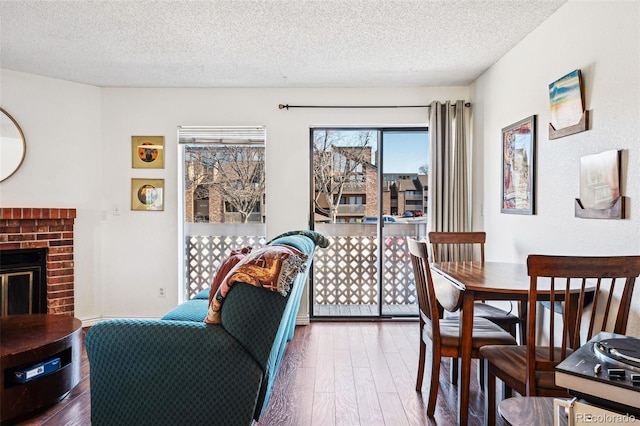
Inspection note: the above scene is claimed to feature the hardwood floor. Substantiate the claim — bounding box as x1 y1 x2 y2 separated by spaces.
17 322 508 425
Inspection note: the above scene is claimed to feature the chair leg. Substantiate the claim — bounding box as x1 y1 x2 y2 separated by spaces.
427 350 441 417
518 301 527 345
509 322 518 342
478 358 485 391
416 338 426 391
502 383 512 400
450 357 458 384
483 359 496 426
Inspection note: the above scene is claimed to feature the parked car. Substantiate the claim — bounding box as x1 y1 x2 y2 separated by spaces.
414 210 423 217
362 215 399 223
403 211 414 218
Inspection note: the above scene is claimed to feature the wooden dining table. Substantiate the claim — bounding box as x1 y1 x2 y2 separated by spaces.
430 261 590 426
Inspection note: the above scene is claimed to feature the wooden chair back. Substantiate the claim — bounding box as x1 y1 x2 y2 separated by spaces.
407 238 444 338
429 231 485 262
525 254 640 395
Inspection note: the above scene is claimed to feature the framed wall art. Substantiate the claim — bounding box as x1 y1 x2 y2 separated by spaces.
132 136 164 168
575 149 625 219
548 69 589 139
131 178 164 211
501 115 536 215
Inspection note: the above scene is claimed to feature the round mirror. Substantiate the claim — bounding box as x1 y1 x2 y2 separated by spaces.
0 107 26 182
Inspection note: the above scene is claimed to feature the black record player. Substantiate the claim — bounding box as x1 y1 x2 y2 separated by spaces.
555 331 640 416
594 337 640 372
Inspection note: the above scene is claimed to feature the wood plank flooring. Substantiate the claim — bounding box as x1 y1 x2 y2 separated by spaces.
15 321 509 426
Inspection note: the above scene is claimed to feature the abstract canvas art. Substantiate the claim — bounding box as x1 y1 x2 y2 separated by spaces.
502 116 536 215
131 178 164 211
579 150 620 210
132 136 165 169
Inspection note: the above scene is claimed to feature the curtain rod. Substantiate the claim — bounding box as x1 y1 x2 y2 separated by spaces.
278 102 470 110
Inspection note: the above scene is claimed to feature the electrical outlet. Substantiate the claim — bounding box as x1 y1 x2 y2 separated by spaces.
159 287 165 298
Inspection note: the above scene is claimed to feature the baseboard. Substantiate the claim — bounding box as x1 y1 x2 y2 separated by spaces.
79 317 103 327
79 316 163 327
296 314 310 326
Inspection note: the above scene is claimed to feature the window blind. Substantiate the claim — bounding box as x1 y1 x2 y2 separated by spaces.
178 126 266 145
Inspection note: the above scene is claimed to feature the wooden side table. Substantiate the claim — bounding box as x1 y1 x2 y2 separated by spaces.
0 314 82 425
498 396 568 426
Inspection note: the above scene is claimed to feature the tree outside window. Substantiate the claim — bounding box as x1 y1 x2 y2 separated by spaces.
313 130 376 223
185 144 265 223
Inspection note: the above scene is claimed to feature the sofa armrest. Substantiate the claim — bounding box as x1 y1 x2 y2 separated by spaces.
85 319 263 426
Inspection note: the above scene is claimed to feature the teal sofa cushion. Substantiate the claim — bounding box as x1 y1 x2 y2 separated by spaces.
192 288 210 300
161 299 208 322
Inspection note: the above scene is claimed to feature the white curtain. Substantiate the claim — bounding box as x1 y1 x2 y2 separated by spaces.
427 100 471 233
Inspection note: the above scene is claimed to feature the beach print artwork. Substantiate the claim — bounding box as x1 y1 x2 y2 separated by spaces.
549 70 584 130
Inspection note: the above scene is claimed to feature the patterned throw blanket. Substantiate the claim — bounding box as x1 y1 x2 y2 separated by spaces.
204 244 308 324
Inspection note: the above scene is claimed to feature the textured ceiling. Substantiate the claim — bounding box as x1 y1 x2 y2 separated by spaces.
0 0 566 88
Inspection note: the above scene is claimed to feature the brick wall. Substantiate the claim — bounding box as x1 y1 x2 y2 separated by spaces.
0 207 76 315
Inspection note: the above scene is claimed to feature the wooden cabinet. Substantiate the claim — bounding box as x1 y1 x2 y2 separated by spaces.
1 315 82 425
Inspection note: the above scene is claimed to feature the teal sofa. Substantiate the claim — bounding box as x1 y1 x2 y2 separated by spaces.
85 231 328 426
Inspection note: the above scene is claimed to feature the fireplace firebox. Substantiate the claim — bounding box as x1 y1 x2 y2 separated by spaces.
0 248 47 316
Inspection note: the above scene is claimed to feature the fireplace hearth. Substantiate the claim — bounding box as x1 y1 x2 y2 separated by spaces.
0 208 77 316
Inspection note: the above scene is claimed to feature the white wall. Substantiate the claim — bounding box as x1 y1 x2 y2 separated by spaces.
0 70 103 321
471 1 640 334
100 86 467 321
1 72 467 322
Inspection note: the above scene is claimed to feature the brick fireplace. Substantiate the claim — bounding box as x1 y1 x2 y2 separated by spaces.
0 207 76 315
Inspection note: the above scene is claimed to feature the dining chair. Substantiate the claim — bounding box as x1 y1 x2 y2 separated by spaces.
480 254 640 426
428 231 523 339
407 237 517 417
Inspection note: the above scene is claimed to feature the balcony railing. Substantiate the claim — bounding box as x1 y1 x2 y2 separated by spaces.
404 193 423 201
184 223 266 300
342 182 367 193
184 221 425 316
223 212 262 223
313 223 425 316
336 204 365 215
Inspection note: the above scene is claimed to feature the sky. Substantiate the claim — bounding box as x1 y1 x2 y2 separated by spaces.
382 131 429 174
318 129 429 174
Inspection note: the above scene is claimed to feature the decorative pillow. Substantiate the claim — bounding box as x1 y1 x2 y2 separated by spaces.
204 245 308 324
207 246 253 308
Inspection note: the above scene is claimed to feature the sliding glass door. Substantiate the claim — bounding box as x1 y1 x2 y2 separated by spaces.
311 128 428 318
